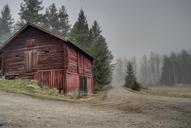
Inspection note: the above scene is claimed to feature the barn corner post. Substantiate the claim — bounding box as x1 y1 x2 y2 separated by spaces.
0 52 3 77
0 22 94 96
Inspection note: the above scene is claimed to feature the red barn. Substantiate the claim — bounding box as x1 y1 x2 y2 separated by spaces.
0 22 94 95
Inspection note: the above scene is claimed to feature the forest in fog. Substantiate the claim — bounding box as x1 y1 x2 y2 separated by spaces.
113 49 191 86
0 0 190 88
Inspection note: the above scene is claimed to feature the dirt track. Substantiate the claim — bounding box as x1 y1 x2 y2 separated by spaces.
0 86 191 128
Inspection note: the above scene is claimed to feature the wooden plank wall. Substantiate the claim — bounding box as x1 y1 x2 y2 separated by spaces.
65 73 79 93
67 45 93 75
87 76 93 94
33 70 65 93
3 26 65 76
66 45 94 94
2 25 94 94
4 50 25 75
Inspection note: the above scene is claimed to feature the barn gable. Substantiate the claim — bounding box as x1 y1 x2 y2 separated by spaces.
2 26 64 51
0 22 94 60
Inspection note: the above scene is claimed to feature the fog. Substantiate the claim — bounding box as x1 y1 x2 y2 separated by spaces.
0 0 191 61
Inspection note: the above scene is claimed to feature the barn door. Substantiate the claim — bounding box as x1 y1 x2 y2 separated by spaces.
25 50 37 72
80 76 87 94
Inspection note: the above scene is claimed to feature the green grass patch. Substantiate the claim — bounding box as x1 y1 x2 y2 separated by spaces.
0 80 106 102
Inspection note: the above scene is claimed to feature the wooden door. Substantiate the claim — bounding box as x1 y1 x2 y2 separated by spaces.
25 50 37 72
80 76 87 93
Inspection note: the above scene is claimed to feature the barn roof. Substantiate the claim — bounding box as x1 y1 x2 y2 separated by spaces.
0 22 94 59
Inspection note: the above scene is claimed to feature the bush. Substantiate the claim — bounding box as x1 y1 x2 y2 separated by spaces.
125 62 141 91
131 81 141 91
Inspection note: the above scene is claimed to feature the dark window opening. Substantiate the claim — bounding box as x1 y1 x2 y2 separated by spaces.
16 55 19 57
0 57 1 70
80 76 87 95
45 50 49 53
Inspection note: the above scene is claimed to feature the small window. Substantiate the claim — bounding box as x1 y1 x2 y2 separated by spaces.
45 50 49 53
27 39 35 47
16 55 19 57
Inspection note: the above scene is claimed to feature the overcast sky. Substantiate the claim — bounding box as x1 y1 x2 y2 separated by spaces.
0 0 191 61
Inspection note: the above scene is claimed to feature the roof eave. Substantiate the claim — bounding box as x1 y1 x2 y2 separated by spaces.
0 22 94 59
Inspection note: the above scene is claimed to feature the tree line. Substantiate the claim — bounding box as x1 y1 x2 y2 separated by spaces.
114 49 191 86
0 0 113 90
161 50 191 85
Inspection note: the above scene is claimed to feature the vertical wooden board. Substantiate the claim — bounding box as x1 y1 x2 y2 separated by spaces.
24 50 35 73
87 77 93 94
28 51 32 71
33 70 64 93
32 50 38 70
66 73 79 93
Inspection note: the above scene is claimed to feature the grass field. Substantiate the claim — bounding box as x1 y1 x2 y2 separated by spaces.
141 86 191 98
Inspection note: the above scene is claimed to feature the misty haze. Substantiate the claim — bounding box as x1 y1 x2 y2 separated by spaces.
0 0 190 128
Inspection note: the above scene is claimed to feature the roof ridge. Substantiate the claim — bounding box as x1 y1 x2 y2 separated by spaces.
0 22 94 59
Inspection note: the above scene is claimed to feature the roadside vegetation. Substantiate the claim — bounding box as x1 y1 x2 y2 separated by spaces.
124 62 141 91
141 86 191 98
0 80 106 101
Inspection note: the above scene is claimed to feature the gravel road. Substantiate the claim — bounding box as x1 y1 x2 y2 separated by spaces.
0 86 191 128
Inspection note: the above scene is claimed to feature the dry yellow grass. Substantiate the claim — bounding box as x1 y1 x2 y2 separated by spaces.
141 86 191 98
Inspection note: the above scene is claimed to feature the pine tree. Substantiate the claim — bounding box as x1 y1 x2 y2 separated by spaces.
58 5 70 38
93 36 113 89
160 55 174 85
42 3 59 33
89 21 113 89
114 57 125 84
70 11 113 90
17 0 43 27
69 9 89 47
42 4 70 38
125 62 140 91
89 21 101 45
0 4 14 43
139 55 149 85
179 50 190 84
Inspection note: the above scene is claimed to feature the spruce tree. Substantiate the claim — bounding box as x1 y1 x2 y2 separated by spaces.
93 36 113 89
58 5 70 38
42 4 70 38
70 11 113 90
0 4 14 43
89 21 113 90
69 9 89 47
17 0 43 27
89 21 101 44
42 3 59 33
114 57 125 84
161 55 174 85
125 62 140 91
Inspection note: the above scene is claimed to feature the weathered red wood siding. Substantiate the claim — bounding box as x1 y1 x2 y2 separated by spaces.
0 24 94 95
3 27 65 74
2 26 66 92
66 45 94 94
33 70 65 93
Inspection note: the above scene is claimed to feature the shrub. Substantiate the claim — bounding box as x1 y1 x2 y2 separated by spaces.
125 62 141 91
131 81 141 91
